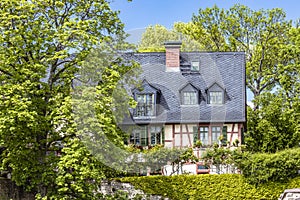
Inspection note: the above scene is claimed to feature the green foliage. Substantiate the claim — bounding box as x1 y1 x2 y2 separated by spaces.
0 0 137 198
246 91 300 153
235 148 300 184
43 138 105 200
138 25 176 52
123 146 198 176
193 140 202 148
138 24 203 52
202 147 235 171
202 147 300 184
118 174 300 200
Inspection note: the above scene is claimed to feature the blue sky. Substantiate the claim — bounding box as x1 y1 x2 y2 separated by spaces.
111 0 299 31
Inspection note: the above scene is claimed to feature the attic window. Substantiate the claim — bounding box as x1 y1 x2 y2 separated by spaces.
208 91 223 104
207 83 225 105
191 61 200 71
135 94 155 117
180 83 199 105
183 91 197 105
132 79 160 118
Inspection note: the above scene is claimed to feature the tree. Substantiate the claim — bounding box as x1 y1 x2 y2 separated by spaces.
138 24 177 52
180 5 229 51
0 0 135 197
245 27 300 153
246 92 300 153
138 24 202 52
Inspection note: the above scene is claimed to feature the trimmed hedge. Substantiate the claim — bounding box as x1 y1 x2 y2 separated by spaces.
118 174 300 200
236 148 300 184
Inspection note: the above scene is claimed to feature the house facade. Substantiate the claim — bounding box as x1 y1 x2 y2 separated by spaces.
122 41 246 149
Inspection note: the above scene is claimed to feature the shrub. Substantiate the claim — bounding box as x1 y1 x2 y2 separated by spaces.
118 174 300 200
236 148 300 184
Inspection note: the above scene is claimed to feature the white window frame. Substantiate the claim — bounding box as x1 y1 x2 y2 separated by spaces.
135 93 155 117
191 61 200 71
209 91 223 104
183 91 197 105
199 126 209 145
211 126 221 144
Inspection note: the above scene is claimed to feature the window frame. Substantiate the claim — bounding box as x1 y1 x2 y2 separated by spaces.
206 83 226 105
191 61 200 71
208 91 223 104
211 126 221 144
150 126 162 145
182 91 198 105
180 84 200 106
193 126 209 146
199 126 209 145
134 93 156 117
130 126 163 147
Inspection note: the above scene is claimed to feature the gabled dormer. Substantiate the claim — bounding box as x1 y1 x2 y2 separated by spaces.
132 79 160 117
179 83 201 105
206 82 226 105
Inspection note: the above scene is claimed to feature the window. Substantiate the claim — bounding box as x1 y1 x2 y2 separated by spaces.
200 127 209 145
209 91 223 104
211 126 221 144
150 126 161 145
130 126 163 146
191 61 200 71
193 127 198 144
193 126 209 145
221 126 227 146
130 126 148 146
135 94 155 117
180 83 199 105
183 91 197 105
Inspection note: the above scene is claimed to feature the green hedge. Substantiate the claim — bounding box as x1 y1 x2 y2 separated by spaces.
237 148 300 184
118 174 300 200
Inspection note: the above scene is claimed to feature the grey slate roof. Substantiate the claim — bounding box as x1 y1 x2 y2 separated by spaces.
121 51 246 125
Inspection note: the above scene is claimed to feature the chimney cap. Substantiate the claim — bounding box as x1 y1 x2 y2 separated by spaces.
164 41 182 47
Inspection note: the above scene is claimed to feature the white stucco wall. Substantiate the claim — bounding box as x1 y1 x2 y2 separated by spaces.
225 124 239 132
164 125 173 140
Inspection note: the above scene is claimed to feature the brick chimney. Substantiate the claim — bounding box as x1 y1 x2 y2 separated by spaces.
164 41 182 72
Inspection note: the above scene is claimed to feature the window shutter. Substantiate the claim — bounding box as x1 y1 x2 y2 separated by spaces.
222 126 227 146
193 126 198 144
161 127 165 145
145 128 149 146
241 127 244 144
207 92 210 104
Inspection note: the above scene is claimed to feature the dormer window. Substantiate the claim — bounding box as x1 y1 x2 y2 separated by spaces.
136 94 155 117
183 91 197 105
207 82 225 105
180 83 200 105
132 79 160 118
209 91 223 104
191 61 200 71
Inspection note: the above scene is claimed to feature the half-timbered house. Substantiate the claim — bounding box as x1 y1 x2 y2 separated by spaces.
121 41 246 151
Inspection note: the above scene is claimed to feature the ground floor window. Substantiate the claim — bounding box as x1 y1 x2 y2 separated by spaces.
211 126 221 144
130 126 147 146
193 125 226 146
193 126 209 145
130 125 163 146
200 127 209 145
150 126 162 145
